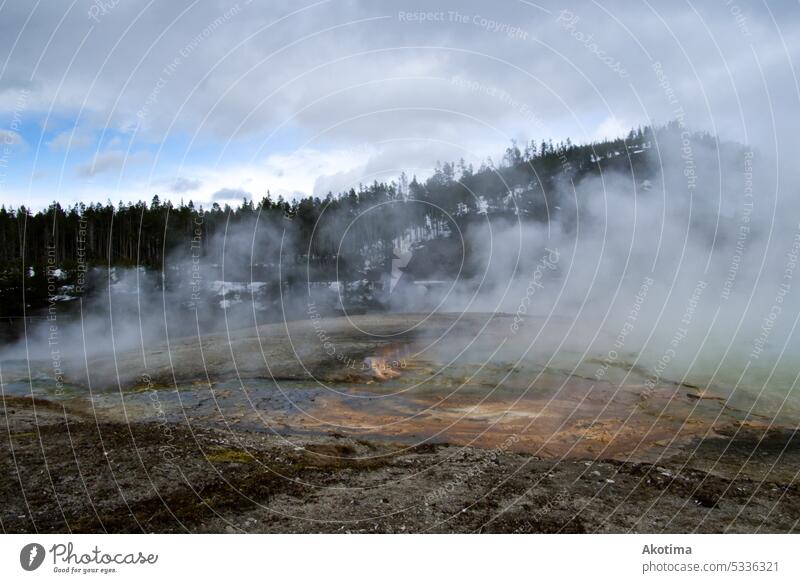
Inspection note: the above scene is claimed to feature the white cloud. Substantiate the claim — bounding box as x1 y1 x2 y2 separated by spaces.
169 147 370 207
47 129 93 152
593 116 628 142
264 147 371 197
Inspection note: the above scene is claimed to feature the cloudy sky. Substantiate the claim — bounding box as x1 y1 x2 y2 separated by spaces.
0 0 798 210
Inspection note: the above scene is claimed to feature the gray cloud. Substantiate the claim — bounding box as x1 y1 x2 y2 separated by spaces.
211 187 252 201
167 176 202 193
74 150 151 177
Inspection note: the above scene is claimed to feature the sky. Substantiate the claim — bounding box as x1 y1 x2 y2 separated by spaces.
0 0 798 210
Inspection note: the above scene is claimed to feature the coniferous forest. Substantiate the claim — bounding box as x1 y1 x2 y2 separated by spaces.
0 123 724 318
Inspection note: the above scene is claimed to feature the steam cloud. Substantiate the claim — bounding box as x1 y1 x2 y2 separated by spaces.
2 128 800 421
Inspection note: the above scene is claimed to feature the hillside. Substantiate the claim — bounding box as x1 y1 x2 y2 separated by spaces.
0 122 743 319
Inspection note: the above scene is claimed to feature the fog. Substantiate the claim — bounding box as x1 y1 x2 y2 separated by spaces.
385 131 800 403
3 127 800 417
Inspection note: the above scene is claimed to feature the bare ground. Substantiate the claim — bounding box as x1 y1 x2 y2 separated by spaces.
1 394 798 534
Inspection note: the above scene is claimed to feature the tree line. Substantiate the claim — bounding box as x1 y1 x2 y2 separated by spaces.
0 123 723 316
0 126 674 267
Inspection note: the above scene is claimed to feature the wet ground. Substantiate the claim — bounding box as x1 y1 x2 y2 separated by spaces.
1 395 797 533
1 313 798 532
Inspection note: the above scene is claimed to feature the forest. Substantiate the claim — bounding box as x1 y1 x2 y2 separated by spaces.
0 123 723 317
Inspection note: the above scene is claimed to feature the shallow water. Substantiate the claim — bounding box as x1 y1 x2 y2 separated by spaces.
5 345 795 461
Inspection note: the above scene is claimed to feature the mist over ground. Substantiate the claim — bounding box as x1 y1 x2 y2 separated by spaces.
3 124 798 417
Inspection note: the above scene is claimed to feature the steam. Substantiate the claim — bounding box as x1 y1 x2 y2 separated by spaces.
2 128 799 419
386 131 800 408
